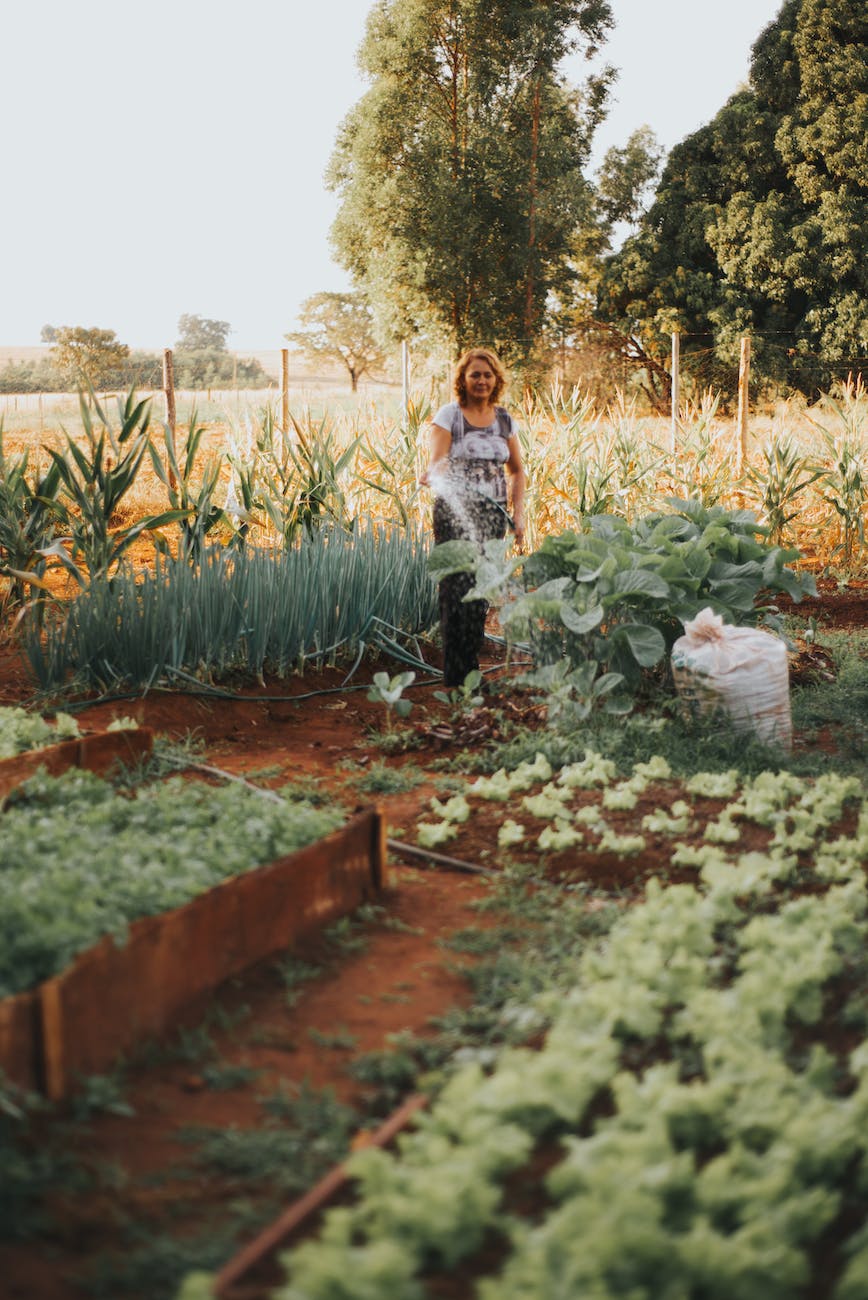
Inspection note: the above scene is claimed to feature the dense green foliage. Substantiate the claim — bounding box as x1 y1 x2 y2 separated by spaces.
234 751 868 1300
328 0 613 361
429 498 816 710
598 0 868 395
0 768 343 996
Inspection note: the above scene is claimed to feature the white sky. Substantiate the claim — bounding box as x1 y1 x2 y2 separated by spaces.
0 0 783 352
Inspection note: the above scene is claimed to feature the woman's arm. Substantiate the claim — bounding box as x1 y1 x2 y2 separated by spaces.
506 436 526 548
419 421 452 487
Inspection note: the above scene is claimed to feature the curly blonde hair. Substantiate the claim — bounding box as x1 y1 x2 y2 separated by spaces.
454 348 507 406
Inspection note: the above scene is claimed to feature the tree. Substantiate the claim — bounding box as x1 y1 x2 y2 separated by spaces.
40 324 58 343
597 0 868 397
176 314 231 351
327 0 613 365
286 292 388 391
50 326 130 389
596 125 664 229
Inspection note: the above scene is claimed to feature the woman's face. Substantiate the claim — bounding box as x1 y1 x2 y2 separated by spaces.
465 359 495 400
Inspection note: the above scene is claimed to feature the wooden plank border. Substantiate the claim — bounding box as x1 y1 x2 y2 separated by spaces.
0 728 154 804
214 1093 429 1299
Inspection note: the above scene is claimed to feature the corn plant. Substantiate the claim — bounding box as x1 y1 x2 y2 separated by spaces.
0 426 64 615
536 454 620 530
247 407 362 544
148 413 228 560
355 399 428 528
285 409 360 536
663 391 740 508
744 436 823 546
601 392 664 517
45 390 183 585
807 380 868 570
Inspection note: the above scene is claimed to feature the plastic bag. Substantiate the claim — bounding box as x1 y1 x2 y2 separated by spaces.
671 607 792 751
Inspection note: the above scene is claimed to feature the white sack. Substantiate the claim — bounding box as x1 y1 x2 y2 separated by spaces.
671 607 792 751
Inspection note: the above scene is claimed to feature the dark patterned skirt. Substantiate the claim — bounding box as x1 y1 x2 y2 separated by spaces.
433 474 508 688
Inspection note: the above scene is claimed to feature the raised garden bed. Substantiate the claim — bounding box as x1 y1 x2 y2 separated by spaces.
0 808 385 1098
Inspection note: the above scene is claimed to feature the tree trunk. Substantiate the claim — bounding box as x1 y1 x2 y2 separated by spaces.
524 80 541 341
578 319 672 413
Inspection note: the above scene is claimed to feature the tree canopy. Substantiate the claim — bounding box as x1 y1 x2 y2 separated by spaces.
286 292 387 391
597 0 868 396
50 326 130 389
328 0 614 365
176 314 231 352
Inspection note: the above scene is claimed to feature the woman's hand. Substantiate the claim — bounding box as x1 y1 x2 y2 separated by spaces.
423 427 453 490
512 509 525 550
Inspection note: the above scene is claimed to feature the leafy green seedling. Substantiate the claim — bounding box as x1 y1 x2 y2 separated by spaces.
434 668 484 711
367 670 416 732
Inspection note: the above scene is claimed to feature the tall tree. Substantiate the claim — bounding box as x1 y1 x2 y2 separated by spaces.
328 0 613 364
176 314 231 351
597 0 868 396
286 292 387 391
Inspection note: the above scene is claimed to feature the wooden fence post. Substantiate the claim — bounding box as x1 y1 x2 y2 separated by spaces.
281 348 290 434
162 348 176 436
736 335 751 471
670 331 680 454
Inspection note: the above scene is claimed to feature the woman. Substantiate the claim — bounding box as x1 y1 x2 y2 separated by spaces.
421 347 526 688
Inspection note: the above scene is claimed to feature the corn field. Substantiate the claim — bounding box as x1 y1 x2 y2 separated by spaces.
1 378 866 622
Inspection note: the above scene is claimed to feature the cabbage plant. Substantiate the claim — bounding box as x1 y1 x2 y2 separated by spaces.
429 498 817 711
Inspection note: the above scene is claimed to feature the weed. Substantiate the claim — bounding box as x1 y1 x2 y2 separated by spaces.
183 1082 354 1193
243 762 284 780
248 1025 298 1052
277 775 341 806
258 1079 355 1136
307 1026 358 1051
379 914 426 936
273 954 321 1006
365 724 424 754
69 1072 135 1121
354 759 424 795
86 1223 244 1300
137 1023 216 1068
440 926 517 956
200 1063 260 1092
323 913 369 955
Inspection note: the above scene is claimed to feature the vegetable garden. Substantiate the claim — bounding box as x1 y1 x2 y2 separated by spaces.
0 380 867 1300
